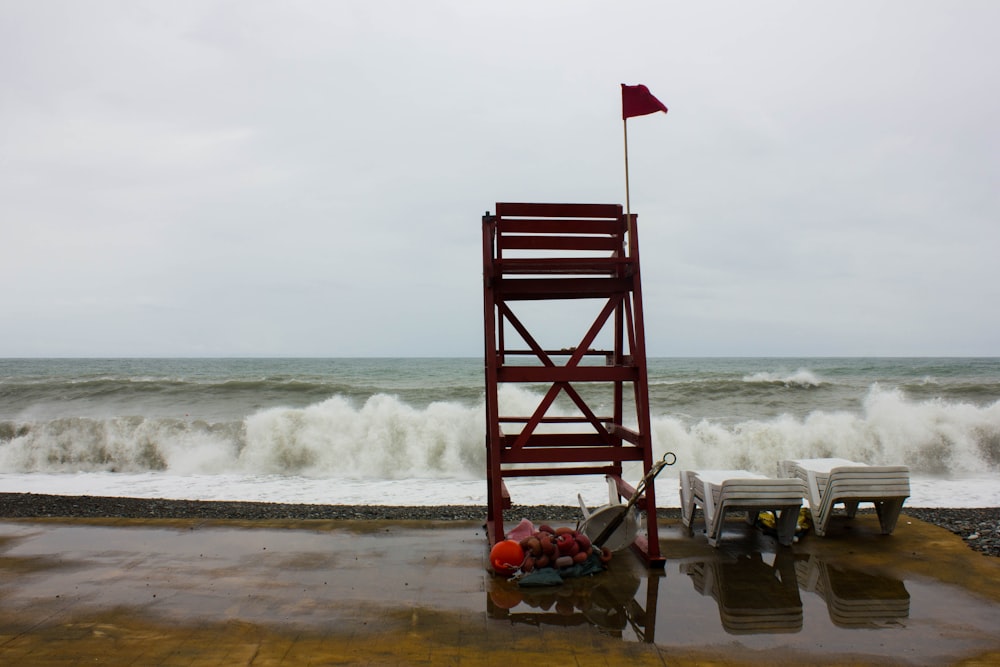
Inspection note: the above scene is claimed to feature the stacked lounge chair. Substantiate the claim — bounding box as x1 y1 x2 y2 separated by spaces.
778 458 910 537
680 470 807 547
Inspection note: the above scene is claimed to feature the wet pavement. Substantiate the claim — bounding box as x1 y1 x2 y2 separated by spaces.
1 513 998 665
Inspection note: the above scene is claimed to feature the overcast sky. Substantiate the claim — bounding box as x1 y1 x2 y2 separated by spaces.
2 1 998 358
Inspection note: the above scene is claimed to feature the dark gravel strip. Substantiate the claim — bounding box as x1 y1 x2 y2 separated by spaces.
0 493 604 523
0 493 996 558
900 507 1000 558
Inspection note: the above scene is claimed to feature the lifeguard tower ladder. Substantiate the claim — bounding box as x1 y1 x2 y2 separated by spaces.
482 202 664 567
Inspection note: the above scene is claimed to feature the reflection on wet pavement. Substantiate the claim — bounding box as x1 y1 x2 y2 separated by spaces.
483 519 1000 665
1 517 999 665
680 550 912 635
684 550 802 634
795 554 910 628
488 562 658 641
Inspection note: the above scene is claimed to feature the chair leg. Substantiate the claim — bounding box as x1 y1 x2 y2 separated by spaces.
682 498 698 536
706 507 723 548
680 473 696 528
813 501 831 538
875 497 906 534
775 505 801 546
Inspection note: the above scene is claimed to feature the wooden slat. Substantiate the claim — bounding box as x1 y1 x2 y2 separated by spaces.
495 276 632 299
499 219 624 235
501 465 619 478
497 365 637 383
500 432 611 447
495 262 628 278
607 424 642 444
496 202 622 219
497 257 629 270
500 349 611 358
499 235 621 252
499 415 615 424
500 446 646 464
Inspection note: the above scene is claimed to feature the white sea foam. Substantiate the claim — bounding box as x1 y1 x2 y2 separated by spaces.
650 384 1000 476
742 368 824 387
0 471 997 509
3 367 1000 509
3 385 999 479
239 393 484 478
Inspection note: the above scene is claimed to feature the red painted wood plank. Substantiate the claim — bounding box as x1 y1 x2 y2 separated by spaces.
499 235 621 252
498 219 624 236
494 276 632 299
499 433 612 447
500 447 646 464
495 202 622 218
497 366 637 383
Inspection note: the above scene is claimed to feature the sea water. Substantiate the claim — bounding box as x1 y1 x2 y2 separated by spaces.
1 358 998 508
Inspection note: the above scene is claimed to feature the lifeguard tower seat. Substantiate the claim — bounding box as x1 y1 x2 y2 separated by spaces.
482 202 664 567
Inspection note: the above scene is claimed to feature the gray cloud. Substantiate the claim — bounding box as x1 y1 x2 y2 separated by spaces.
2 1 997 357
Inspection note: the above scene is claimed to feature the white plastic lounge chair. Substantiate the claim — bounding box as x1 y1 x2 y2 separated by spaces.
778 458 910 537
679 470 806 547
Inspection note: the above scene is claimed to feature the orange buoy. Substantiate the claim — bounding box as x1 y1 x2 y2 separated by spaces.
490 539 525 576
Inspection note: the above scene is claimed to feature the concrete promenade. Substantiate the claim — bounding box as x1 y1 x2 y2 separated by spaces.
1 514 999 665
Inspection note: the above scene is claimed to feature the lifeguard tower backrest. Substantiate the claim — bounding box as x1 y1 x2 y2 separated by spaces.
493 203 626 262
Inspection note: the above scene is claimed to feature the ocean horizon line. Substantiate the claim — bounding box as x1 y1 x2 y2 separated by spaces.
4 354 999 361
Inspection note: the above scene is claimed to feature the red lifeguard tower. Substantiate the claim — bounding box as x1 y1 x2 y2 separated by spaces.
482 202 664 567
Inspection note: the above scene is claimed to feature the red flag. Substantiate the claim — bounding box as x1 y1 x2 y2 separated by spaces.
621 84 668 120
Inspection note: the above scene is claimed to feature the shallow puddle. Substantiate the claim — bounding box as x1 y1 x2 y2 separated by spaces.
489 524 1000 664
1 519 998 665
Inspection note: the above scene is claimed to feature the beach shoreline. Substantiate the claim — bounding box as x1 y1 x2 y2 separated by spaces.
1 492 996 557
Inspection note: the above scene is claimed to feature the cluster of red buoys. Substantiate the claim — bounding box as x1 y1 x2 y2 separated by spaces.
490 524 613 576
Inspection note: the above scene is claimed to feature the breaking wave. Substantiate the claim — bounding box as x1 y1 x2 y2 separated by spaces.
742 368 825 388
2 384 999 479
652 384 1000 476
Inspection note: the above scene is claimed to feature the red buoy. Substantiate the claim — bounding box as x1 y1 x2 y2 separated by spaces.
490 540 525 576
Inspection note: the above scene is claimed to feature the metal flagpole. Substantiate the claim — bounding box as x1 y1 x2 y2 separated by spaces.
620 82 667 255
623 117 632 249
